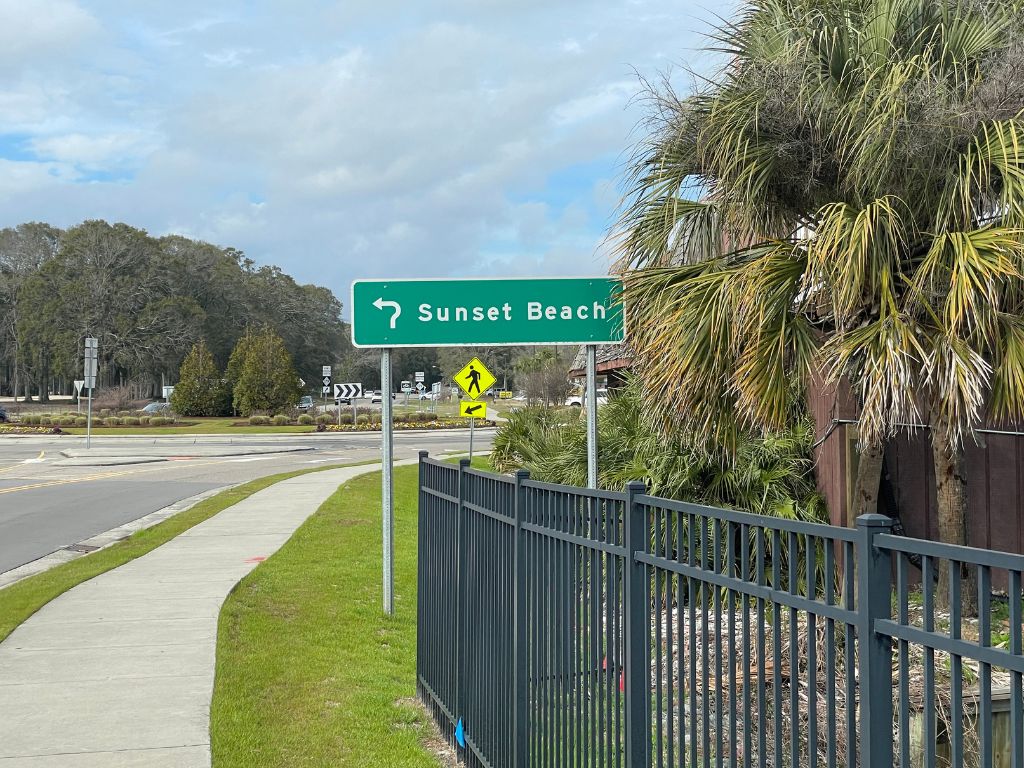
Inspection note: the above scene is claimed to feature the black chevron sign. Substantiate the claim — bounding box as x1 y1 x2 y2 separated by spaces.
334 383 363 399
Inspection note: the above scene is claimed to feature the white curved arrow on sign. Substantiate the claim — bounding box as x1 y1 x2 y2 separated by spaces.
373 297 402 329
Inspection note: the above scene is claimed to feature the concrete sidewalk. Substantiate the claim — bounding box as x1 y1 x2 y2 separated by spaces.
0 461 398 767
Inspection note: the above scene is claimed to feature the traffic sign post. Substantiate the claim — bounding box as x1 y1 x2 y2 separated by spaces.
380 349 394 615
83 338 98 449
321 367 332 412
350 276 625 615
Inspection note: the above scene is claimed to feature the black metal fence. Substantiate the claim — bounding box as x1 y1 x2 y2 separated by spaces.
416 453 1024 768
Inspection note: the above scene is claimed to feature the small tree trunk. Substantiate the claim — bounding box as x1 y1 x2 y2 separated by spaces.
841 441 886 608
931 423 977 616
851 441 885 521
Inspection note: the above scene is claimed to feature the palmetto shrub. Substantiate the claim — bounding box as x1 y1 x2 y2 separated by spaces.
492 377 824 522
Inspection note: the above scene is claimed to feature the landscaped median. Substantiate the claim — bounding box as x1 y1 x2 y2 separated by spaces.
210 463 451 767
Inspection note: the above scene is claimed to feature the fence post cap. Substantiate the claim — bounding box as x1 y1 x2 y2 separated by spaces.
514 468 530 480
855 513 896 529
418 450 429 459
625 480 646 493
459 458 471 468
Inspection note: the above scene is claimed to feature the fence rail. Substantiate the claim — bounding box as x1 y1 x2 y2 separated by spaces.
416 453 1024 768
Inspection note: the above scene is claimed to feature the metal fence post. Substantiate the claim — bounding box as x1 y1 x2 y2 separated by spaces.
624 480 649 767
856 513 896 768
512 468 530 768
455 458 471 746
417 451 428 693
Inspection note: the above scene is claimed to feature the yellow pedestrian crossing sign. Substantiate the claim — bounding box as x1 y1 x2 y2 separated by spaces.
460 401 488 419
454 357 495 400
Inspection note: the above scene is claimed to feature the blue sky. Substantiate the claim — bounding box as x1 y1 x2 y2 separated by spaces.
0 0 733 298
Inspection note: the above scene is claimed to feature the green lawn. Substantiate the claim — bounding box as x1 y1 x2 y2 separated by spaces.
210 464 445 767
0 464 357 644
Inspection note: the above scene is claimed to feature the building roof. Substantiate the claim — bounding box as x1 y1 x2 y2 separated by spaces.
567 342 634 377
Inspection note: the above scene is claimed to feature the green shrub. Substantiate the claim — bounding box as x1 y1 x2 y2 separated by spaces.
356 415 370 425
74 417 88 427
296 414 314 425
39 415 52 425
139 416 151 426
315 414 331 425
59 415 78 426
339 413 353 425
249 415 271 426
23 415 39 425
99 409 112 419
172 340 232 416
272 414 290 426
229 328 302 417
149 416 167 427
123 416 140 426
491 377 825 521
105 417 122 426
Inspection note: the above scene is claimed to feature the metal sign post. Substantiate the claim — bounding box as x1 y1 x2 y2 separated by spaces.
380 349 394 616
84 338 98 450
586 345 598 489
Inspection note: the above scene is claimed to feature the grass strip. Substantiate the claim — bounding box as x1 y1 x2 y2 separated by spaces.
0 462 362 644
210 464 442 767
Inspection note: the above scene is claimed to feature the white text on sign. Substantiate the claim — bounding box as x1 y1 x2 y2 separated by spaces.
418 302 608 324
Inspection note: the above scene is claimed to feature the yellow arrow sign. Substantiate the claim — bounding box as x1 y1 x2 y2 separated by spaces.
460 400 488 419
454 357 496 400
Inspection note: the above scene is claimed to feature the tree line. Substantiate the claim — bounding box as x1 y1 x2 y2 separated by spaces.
0 220 347 402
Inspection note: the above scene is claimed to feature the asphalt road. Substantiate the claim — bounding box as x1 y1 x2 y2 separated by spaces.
0 429 491 576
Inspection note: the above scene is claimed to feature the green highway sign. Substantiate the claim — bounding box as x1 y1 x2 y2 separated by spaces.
350 277 624 348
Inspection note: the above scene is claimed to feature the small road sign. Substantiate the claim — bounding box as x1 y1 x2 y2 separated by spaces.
322 365 332 376
460 401 488 419
499 390 513 399
74 380 85 396
415 371 425 382
334 383 362 399
350 277 624 348
454 357 495 400
401 381 412 392
322 375 332 387
162 386 174 399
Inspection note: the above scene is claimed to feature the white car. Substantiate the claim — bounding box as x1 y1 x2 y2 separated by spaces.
565 389 609 407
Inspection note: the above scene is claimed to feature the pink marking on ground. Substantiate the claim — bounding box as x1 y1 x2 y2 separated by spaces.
244 556 267 563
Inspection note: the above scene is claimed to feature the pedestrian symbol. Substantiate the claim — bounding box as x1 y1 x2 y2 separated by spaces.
454 357 495 400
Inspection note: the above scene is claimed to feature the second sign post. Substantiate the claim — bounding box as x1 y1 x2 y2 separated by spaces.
454 356 495 460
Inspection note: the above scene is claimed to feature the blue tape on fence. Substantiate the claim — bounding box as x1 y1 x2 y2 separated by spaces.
455 717 466 748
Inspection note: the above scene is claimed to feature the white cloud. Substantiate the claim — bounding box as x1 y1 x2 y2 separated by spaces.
28 130 161 170
0 0 99 68
0 0 728 296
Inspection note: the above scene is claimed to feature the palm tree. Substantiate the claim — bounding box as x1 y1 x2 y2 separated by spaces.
617 0 1024 611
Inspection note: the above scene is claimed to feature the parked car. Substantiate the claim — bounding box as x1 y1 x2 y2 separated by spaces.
141 402 172 415
0 406 7 422
565 388 609 407
296 396 315 411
